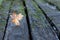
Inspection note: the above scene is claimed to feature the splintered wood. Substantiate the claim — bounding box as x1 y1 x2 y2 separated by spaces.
10 12 23 25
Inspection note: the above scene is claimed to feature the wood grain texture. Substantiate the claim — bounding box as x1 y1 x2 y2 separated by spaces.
0 0 12 40
45 0 60 9
4 0 29 40
34 2 60 31
25 0 59 40
34 0 60 36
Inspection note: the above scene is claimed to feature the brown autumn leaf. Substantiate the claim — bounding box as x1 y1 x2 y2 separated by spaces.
10 12 23 25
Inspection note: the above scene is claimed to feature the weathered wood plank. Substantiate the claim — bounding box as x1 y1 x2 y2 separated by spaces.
0 0 12 40
35 0 56 11
4 0 29 40
45 0 60 9
25 0 59 40
34 0 60 34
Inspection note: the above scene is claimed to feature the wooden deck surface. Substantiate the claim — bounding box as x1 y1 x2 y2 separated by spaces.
0 0 60 40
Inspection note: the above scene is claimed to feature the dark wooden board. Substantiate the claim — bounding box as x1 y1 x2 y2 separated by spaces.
25 0 59 40
4 0 29 40
0 0 12 40
34 0 60 34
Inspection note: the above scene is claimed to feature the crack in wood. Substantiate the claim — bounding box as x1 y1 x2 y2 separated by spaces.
22 0 33 40
2 0 15 40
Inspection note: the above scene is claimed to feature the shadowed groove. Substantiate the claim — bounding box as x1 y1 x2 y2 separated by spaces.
22 0 33 40
2 0 15 40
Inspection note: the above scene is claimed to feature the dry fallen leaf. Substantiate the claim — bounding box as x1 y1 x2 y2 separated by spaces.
10 12 23 25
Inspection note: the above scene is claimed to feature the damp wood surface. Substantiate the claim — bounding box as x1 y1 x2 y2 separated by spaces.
34 0 60 33
4 0 29 40
25 0 59 40
0 0 12 40
0 0 60 40
45 0 60 10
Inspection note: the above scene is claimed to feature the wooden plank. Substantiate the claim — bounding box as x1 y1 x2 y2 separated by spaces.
34 0 58 12
25 0 59 40
45 0 60 9
0 0 12 40
34 0 60 34
4 0 29 40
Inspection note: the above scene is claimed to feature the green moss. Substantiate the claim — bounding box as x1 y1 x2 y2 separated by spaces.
0 0 12 32
32 0 43 13
0 0 3 5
